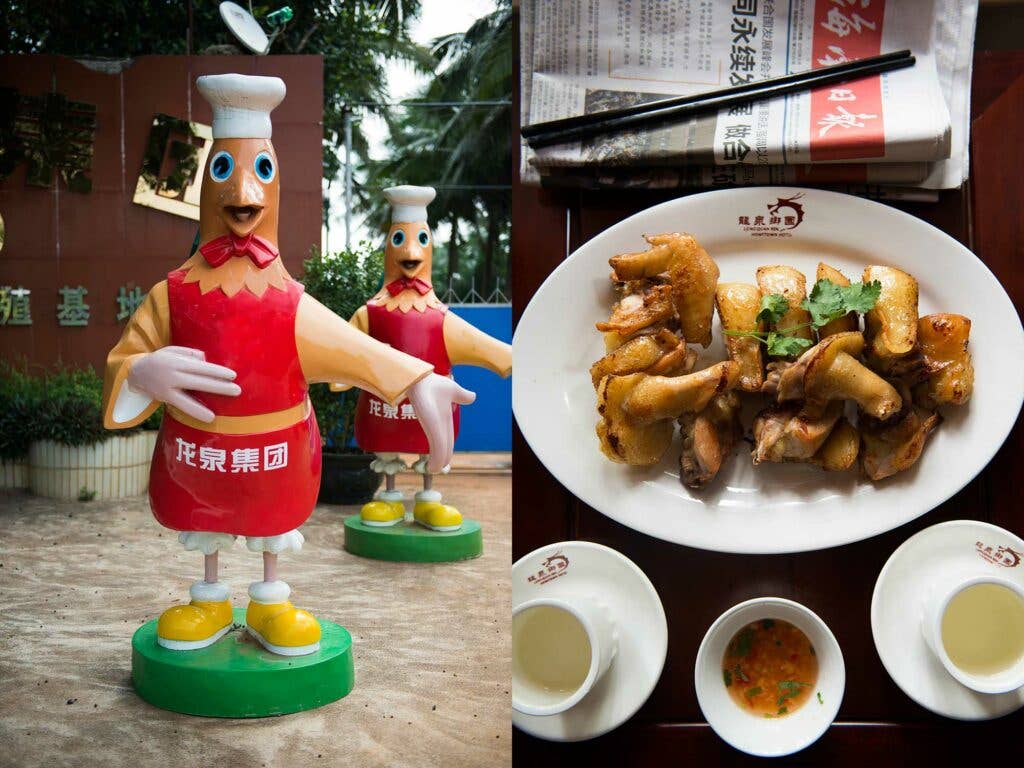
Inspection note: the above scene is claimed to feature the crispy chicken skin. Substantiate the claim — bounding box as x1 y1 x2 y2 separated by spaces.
610 233 719 347
715 282 765 392
913 314 974 408
589 330 694 388
623 362 740 425
596 283 676 340
861 406 941 481
776 332 902 421
863 265 919 365
596 374 676 466
678 391 742 489
810 416 859 471
756 265 814 347
752 401 844 464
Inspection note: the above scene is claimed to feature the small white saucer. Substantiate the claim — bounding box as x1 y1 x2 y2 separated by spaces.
512 541 667 742
871 519 1024 720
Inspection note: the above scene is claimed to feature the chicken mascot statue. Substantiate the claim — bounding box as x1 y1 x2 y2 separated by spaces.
334 186 511 562
102 74 472 715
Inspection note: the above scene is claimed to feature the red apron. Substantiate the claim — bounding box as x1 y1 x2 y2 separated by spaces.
354 301 458 455
148 269 321 536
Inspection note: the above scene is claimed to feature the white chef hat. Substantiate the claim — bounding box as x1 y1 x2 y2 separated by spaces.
385 185 436 224
196 74 286 139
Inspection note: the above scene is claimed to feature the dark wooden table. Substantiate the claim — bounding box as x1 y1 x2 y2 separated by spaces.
512 48 1024 764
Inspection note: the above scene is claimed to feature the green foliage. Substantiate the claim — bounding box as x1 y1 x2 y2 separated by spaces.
361 1 512 299
0 0 427 184
77 486 96 502
301 243 384 452
0 360 43 460
0 361 160 456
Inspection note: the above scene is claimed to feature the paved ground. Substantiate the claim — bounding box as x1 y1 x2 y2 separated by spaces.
0 469 511 768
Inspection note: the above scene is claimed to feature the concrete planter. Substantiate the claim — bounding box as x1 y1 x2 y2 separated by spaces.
1 459 29 489
29 431 158 500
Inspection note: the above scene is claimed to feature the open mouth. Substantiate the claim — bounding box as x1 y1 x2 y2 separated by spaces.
224 205 263 224
400 260 422 271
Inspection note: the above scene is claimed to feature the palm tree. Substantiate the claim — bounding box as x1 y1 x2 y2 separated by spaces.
360 0 512 299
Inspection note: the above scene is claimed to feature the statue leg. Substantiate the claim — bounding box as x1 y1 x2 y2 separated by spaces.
245 531 320 657
412 455 462 531
360 453 407 526
156 532 235 651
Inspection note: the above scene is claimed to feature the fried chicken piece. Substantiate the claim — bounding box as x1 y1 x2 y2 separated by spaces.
715 282 765 392
863 265 919 367
596 283 676 345
913 314 974 408
810 416 859 471
861 406 941 481
596 374 675 466
751 401 844 465
622 362 739 425
609 233 719 347
756 265 814 349
589 330 694 388
775 332 902 421
678 390 742 489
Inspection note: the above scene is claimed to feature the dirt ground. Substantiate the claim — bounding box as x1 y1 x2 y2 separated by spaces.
0 470 511 768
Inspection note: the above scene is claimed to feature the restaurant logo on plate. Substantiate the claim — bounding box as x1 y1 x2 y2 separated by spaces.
976 541 1022 568
527 552 569 585
737 193 806 238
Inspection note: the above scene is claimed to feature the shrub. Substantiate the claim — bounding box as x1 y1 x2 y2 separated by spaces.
0 361 161 454
302 243 384 453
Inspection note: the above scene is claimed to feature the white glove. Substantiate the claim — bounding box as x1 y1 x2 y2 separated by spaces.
407 373 476 473
127 346 240 423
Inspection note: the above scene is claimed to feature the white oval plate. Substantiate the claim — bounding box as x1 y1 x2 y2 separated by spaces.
513 187 1024 554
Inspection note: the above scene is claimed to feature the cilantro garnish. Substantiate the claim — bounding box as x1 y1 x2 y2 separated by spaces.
723 669 732 687
745 686 763 700
723 277 881 357
757 293 790 325
776 680 811 707
817 691 824 705
777 706 788 715
801 278 881 327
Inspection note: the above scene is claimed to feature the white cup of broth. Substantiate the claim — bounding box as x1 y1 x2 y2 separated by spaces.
511 596 618 716
922 575 1024 694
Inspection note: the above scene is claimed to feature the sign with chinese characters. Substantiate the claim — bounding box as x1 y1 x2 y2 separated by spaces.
57 285 90 326
132 114 214 221
174 438 289 473
365 396 418 421
810 0 885 161
117 284 146 322
0 286 32 325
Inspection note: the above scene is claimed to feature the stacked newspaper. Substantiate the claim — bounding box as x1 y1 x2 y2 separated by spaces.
520 0 978 195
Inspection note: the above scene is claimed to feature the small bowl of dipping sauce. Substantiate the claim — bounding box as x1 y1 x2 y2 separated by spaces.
695 597 845 757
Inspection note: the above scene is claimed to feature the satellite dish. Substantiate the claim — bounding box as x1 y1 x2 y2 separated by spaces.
219 1 270 55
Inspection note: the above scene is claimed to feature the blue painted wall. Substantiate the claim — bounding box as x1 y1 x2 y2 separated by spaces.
449 305 512 451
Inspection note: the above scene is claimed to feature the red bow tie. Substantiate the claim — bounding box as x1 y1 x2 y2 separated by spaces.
385 277 432 296
199 233 279 269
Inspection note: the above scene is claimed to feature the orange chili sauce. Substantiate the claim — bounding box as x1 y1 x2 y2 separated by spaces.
722 619 819 717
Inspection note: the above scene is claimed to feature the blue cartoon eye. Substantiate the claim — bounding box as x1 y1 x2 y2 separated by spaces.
391 230 405 247
209 150 234 182
254 151 275 182
418 229 430 246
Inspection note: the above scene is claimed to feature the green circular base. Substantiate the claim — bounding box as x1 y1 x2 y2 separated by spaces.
344 516 483 562
131 608 354 717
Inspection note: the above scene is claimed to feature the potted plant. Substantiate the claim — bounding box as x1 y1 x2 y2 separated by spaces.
27 365 161 500
302 243 385 504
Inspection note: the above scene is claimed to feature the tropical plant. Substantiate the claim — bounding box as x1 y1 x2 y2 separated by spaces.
301 243 385 452
0 361 160 454
0 0 429 184
361 0 512 299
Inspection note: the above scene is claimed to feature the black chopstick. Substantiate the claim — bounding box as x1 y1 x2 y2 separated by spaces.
522 49 915 149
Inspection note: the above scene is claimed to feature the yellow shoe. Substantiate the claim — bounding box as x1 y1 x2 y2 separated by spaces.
156 581 233 651
360 491 405 526
413 491 463 531
246 581 321 657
